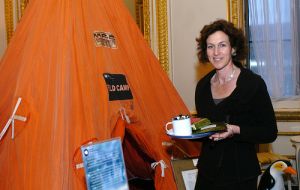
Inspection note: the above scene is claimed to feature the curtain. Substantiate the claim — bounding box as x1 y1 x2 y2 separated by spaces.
248 0 300 99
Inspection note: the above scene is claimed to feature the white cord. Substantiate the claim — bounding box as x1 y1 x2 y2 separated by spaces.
0 97 27 141
151 160 167 177
119 107 130 123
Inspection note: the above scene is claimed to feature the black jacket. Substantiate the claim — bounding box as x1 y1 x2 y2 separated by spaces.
195 67 278 185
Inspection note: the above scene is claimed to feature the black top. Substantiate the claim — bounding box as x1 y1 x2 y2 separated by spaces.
195 67 278 185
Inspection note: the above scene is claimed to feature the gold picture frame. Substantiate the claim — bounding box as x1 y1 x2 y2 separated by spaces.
4 0 29 44
135 0 170 74
227 0 244 29
275 111 300 122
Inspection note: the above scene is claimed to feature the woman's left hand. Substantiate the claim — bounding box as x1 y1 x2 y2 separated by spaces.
209 124 240 141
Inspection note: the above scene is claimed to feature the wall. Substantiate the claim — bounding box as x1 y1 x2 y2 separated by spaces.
271 95 300 157
168 0 227 112
123 0 136 20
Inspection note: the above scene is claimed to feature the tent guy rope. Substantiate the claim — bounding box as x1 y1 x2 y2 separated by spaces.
120 107 130 123
0 97 27 141
151 160 168 177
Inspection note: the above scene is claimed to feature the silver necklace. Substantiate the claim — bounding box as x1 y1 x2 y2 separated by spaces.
224 67 236 82
214 67 236 84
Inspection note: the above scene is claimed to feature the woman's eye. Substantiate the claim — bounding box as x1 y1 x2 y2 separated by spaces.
207 45 213 49
219 43 226 48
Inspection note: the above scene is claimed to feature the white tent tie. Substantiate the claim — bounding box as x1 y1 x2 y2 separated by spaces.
119 107 130 123
0 97 27 141
151 160 167 177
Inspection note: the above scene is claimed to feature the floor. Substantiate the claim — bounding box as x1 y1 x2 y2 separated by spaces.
128 178 155 190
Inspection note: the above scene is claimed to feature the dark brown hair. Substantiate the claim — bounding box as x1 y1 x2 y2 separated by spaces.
196 19 248 67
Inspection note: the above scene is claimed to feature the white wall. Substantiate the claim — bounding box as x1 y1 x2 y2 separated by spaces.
123 0 136 19
169 0 227 112
272 122 300 156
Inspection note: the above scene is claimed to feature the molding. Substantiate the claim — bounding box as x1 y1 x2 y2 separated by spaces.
156 0 169 74
141 0 151 45
278 131 300 136
135 0 144 35
4 0 14 44
138 0 169 74
21 0 28 17
4 0 29 44
275 111 300 121
227 0 247 66
191 110 300 122
227 0 244 29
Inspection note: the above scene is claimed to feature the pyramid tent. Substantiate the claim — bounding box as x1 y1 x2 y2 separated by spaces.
0 0 200 189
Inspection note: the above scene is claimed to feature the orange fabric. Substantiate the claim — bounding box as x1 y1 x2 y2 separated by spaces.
123 129 155 180
111 116 126 141
124 122 175 190
0 0 200 189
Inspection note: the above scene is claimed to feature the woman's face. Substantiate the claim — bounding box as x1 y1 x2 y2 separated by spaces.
206 31 234 70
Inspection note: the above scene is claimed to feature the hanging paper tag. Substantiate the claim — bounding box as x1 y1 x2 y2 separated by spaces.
103 73 133 101
81 138 129 190
93 31 117 49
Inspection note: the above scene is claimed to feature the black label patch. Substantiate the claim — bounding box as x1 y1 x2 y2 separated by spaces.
103 73 133 101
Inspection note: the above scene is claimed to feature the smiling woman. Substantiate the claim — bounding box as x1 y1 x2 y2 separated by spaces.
194 18 278 190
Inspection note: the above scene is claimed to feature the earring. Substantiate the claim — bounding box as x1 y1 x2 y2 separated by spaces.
232 51 237 56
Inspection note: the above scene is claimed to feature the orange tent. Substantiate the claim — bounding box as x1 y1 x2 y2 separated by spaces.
0 0 200 189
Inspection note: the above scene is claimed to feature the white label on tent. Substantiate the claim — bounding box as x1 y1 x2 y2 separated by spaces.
93 31 117 49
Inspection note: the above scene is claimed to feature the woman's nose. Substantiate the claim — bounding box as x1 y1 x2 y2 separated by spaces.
213 47 219 55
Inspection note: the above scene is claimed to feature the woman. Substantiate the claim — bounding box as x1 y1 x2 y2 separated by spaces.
194 19 277 190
